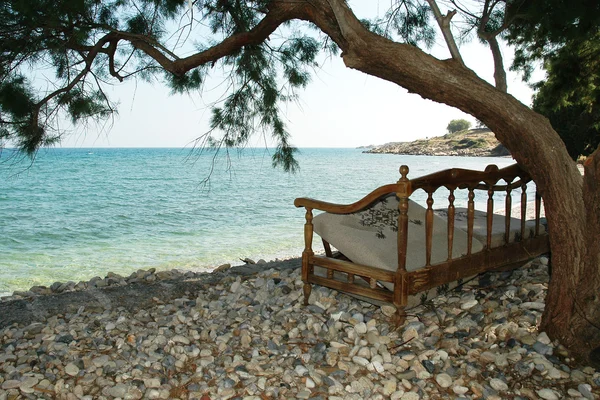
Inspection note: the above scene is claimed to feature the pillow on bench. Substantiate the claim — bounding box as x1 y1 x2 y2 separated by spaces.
312 195 484 277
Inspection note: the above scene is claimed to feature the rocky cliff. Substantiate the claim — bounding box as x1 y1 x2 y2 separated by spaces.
365 128 510 157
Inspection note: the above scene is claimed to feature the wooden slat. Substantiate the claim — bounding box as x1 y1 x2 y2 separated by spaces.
486 188 494 249
425 192 434 266
397 195 409 274
395 166 411 310
310 255 395 282
505 186 512 244
408 234 550 294
302 209 314 283
521 184 527 240
535 191 542 236
447 190 455 261
309 275 394 302
467 189 475 255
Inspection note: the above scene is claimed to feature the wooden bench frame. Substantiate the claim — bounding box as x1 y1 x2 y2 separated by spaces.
294 164 550 323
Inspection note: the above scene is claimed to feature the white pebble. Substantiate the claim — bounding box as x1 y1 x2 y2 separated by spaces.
65 363 80 376
354 322 367 334
461 299 478 310
537 332 552 345
453 385 469 395
435 373 453 388
489 378 508 392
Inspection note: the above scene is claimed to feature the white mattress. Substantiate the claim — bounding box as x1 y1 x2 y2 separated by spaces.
437 208 540 248
312 196 542 275
312 196 484 276
311 195 543 305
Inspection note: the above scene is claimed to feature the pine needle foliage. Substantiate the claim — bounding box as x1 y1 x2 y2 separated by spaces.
0 0 438 170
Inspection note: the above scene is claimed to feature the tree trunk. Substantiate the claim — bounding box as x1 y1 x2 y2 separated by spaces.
545 148 600 367
315 0 600 366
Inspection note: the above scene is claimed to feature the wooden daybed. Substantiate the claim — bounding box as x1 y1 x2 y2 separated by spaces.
294 164 550 323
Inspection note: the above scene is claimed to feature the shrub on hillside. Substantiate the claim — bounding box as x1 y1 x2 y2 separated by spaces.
447 119 472 133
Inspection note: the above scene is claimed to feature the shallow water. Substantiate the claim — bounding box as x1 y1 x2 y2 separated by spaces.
1 148 518 295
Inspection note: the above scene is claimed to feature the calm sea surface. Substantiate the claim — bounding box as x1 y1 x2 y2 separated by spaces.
0 148 517 296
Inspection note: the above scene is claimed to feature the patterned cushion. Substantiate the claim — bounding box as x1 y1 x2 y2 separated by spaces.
312 195 484 281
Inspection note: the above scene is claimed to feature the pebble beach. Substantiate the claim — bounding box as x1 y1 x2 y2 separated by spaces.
1 257 599 400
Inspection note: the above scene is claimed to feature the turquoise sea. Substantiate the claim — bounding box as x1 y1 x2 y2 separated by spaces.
0 148 517 296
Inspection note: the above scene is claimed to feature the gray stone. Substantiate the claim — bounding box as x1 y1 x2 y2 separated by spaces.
396 370 417 380
533 342 553 355
1 380 20 390
400 392 420 400
537 389 559 400
107 384 129 398
65 363 80 376
171 335 190 345
455 317 477 330
521 302 545 310
577 384 594 400
489 378 508 392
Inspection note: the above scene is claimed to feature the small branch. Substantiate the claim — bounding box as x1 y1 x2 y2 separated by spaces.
474 0 509 92
426 0 465 66
480 34 507 92
35 33 115 108
447 0 478 20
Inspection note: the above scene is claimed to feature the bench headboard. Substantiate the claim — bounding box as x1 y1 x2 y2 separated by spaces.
396 163 544 272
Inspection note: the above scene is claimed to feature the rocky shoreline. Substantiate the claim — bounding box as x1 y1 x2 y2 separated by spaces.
1 257 599 399
364 129 510 157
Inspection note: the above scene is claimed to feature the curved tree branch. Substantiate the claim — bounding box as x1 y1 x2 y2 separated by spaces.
35 33 116 108
102 1 313 76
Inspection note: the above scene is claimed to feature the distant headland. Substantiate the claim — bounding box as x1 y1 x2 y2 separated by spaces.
363 128 510 157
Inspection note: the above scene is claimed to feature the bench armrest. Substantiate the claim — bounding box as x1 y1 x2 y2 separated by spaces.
294 184 399 214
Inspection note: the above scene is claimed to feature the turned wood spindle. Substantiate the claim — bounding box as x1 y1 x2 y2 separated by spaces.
520 183 527 240
486 187 494 249
447 189 455 261
505 186 512 244
425 191 434 266
467 188 475 255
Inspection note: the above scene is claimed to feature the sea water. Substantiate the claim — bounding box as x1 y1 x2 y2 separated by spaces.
0 148 518 296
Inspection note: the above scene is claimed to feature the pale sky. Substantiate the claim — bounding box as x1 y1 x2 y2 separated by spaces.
60 2 540 150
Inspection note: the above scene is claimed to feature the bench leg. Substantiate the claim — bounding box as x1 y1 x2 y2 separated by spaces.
393 306 407 326
393 272 408 326
303 283 312 306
